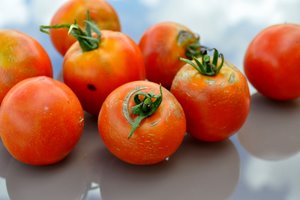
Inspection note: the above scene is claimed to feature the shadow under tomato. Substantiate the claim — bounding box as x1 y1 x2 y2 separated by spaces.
0 141 11 178
98 136 240 200
238 93 300 161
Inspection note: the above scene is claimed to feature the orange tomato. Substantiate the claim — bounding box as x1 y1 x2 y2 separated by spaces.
49 0 121 55
171 52 250 142
0 30 52 104
139 22 200 89
98 81 186 165
0 76 84 165
63 30 146 115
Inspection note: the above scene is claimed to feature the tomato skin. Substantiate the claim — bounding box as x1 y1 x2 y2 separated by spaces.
98 81 186 165
139 22 198 89
0 76 84 165
171 61 250 142
244 23 300 100
63 30 145 116
0 30 52 104
50 0 121 55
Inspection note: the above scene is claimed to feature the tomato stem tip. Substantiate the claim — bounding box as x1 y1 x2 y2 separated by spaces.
180 48 224 76
128 85 163 139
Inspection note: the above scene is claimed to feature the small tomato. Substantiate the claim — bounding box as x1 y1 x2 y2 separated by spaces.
139 22 200 89
171 49 250 142
42 15 145 115
98 81 186 165
0 76 84 165
49 0 121 55
0 30 52 104
244 23 300 100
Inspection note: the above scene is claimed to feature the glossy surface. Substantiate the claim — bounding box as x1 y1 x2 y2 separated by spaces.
1 0 300 199
0 93 299 199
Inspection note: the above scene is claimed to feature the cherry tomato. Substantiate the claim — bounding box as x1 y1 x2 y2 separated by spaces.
171 50 250 142
49 0 121 55
0 30 52 104
61 21 145 115
139 22 200 89
98 81 186 165
244 23 300 100
0 76 84 165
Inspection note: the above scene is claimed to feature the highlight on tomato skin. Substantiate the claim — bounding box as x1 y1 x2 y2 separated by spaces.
0 29 53 104
171 49 251 142
48 0 121 55
98 80 186 165
0 76 84 166
244 23 300 101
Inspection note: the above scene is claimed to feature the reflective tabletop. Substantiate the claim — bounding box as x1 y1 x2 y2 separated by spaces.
1 1 300 200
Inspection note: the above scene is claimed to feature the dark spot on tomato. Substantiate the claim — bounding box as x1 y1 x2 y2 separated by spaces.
87 84 96 91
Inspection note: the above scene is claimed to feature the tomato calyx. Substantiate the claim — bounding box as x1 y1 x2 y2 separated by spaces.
127 85 163 139
40 11 101 52
180 48 224 76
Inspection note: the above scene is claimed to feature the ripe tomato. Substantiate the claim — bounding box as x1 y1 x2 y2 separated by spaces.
98 81 186 165
0 30 52 104
244 23 300 100
171 50 250 142
61 23 145 115
0 76 84 165
49 0 121 55
139 22 200 89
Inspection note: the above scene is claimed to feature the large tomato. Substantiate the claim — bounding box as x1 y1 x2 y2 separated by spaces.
0 30 52 104
61 20 145 115
171 50 250 142
0 76 84 165
49 0 121 55
98 81 186 165
244 23 300 100
139 22 200 89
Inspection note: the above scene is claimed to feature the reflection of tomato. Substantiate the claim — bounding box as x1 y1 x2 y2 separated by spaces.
49 0 121 55
244 23 300 100
99 137 240 200
171 54 250 142
0 30 52 104
63 30 145 115
98 81 186 165
0 76 84 165
139 22 200 89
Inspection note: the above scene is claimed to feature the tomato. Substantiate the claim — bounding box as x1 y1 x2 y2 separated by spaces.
98 80 186 165
0 30 52 104
139 22 200 89
171 50 250 142
244 23 300 100
0 76 84 165
49 0 121 55
58 18 145 115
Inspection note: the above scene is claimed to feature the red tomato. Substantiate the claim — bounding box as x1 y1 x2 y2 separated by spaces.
139 22 200 89
98 81 186 165
49 0 121 55
63 30 145 115
0 76 84 165
244 23 300 100
0 30 52 104
171 52 250 142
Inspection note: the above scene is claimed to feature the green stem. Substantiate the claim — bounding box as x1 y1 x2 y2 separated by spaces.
39 11 101 52
128 85 163 139
180 48 224 76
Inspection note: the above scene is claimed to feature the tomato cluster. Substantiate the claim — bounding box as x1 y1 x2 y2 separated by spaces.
1 0 297 166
